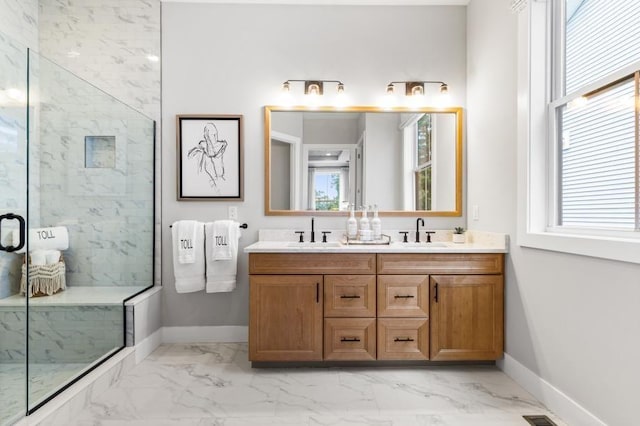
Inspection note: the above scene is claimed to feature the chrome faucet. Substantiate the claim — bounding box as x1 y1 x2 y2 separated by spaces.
415 218 424 243
310 217 315 243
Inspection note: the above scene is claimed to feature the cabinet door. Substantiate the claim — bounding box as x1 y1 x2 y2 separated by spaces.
249 275 323 361
430 275 503 361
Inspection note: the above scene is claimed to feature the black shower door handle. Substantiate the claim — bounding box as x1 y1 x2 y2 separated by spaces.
0 213 26 252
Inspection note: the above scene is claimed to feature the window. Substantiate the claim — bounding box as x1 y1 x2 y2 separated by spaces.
519 0 640 264
309 168 348 211
401 113 434 210
549 0 640 233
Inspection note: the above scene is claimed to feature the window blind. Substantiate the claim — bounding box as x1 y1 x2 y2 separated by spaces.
565 0 640 94
558 0 639 230
560 79 636 228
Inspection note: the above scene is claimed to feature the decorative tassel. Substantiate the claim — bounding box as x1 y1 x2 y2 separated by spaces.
20 259 66 297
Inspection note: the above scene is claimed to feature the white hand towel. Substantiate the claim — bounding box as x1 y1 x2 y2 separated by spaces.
212 220 234 260
13 227 69 253
30 250 47 266
44 250 61 264
174 220 198 264
172 221 205 293
205 221 241 293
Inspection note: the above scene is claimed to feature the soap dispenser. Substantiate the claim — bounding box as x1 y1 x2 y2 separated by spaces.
359 205 371 240
371 204 382 240
347 204 358 240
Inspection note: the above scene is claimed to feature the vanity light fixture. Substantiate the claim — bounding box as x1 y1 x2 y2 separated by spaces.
386 81 449 96
281 79 345 96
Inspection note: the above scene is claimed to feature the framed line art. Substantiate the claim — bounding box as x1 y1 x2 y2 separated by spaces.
177 115 244 201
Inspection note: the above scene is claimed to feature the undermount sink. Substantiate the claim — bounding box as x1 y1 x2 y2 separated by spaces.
392 241 449 248
286 242 342 248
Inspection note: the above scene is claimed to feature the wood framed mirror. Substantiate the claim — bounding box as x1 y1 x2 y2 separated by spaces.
265 105 463 216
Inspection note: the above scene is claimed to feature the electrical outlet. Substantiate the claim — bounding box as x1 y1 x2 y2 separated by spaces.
472 205 479 221
228 206 238 220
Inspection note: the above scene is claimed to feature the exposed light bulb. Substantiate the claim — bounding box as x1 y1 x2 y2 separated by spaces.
282 81 290 92
411 85 424 96
440 83 449 94
337 82 344 93
308 83 320 95
386 83 395 94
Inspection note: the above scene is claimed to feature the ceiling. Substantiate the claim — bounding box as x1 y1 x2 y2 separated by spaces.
162 0 470 5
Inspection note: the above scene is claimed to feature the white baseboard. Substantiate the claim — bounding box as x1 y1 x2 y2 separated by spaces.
498 353 606 426
162 325 248 344
134 328 163 364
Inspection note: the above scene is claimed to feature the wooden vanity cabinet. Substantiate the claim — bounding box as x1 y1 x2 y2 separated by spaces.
377 253 504 361
249 253 376 362
249 252 504 363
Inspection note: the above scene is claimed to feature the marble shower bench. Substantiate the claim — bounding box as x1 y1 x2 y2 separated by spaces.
0 286 147 364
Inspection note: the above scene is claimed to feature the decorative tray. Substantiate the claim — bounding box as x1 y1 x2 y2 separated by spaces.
341 234 392 245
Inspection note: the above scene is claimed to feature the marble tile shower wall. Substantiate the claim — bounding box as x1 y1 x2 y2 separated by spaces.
38 59 154 287
0 306 123 364
0 0 39 300
38 0 162 286
0 0 38 49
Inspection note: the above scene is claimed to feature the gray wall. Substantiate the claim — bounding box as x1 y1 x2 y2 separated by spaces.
467 1 640 425
364 113 402 210
433 113 456 211
270 140 291 210
162 3 467 327
304 118 358 146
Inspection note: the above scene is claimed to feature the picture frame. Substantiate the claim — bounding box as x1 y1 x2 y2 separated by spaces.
176 114 244 201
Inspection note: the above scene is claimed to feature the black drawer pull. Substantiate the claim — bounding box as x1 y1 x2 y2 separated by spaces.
394 337 414 342
340 295 361 299
340 337 361 342
394 295 414 299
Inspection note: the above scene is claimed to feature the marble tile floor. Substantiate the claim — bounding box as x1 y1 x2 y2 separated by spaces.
64 343 566 426
0 362 86 424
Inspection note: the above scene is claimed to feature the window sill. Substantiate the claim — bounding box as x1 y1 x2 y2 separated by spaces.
517 230 640 265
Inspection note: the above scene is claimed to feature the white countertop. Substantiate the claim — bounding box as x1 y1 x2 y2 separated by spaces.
244 230 508 254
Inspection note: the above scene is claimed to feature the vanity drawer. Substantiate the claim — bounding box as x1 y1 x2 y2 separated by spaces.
377 253 504 275
325 275 376 317
378 275 429 318
377 318 429 360
249 253 376 275
324 318 376 361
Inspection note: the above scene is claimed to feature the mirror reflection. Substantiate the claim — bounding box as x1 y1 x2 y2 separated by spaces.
266 106 462 216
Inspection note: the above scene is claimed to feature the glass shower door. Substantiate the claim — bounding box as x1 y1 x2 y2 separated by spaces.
0 34 29 425
24 47 154 413
0 32 154 422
